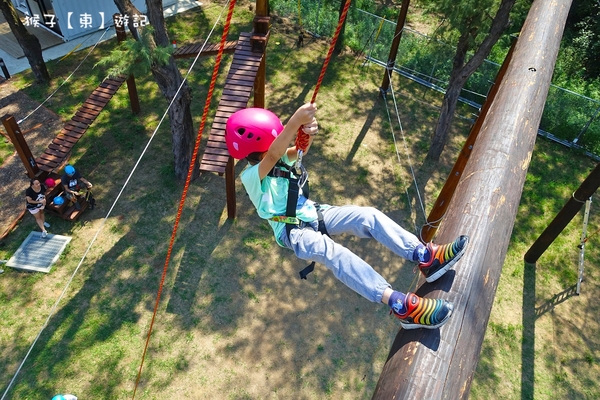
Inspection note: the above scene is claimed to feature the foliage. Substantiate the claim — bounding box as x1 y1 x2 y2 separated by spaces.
564 0 600 80
94 26 173 78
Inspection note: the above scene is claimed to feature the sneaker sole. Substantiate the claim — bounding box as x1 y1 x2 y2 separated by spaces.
425 235 469 283
400 307 453 330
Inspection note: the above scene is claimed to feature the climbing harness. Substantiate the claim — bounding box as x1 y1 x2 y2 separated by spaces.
267 161 329 279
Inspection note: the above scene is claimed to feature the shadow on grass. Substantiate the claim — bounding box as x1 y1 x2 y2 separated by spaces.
4 168 237 398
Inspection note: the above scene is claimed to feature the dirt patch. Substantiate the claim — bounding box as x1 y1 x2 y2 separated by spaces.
0 79 65 239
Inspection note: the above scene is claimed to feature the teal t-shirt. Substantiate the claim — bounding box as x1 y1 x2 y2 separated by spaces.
241 154 319 246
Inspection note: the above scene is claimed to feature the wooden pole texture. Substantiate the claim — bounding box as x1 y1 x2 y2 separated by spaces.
255 0 268 17
420 39 516 243
372 0 573 398
524 162 600 263
379 0 410 94
1 114 39 179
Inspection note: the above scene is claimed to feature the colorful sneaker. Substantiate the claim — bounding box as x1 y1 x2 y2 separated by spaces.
419 235 469 283
391 292 453 330
43 222 50 228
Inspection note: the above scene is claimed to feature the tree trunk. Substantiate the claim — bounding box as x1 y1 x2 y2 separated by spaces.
333 0 350 54
151 59 196 180
145 0 196 180
130 0 196 180
425 0 516 162
112 0 141 40
426 29 471 161
0 0 50 83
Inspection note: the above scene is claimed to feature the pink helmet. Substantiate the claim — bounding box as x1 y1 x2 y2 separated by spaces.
225 108 284 159
45 178 55 188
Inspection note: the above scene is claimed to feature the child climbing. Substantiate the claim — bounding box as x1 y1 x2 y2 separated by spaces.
225 103 469 329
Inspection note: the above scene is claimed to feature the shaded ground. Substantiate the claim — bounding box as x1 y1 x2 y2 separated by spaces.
0 80 64 240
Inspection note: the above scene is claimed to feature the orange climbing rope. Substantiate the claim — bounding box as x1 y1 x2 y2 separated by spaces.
131 0 237 397
294 0 353 153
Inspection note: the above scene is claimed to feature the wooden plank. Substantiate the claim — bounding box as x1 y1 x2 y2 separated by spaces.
228 68 260 78
75 110 99 121
221 88 253 98
200 155 228 164
225 79 256 89
210 121 227 131
219 90 253 100
51 137 74 147
87 95 109 106
226 74 258 84
203 149 230 159
99 80 121 89
223 84 253 94
199 163 226 174
35 157 59 168
205 135 227 145
229 62 260 72
81 102 104 113
205 144 227 152
63 124 86 135
44 146 69 157
48 143 70 153
54 134 78 144
231 58 262 68
215 109 241 118
71 115 94 125
39 151 64 162
90 89 114 99
218 99 247 108
173 40 238 58
66 120 88 130
84 97 108 108
98 83 119 93
62 130 84 140
36 163 53 172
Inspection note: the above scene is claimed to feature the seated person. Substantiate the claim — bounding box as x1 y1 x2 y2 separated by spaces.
61 165 93 209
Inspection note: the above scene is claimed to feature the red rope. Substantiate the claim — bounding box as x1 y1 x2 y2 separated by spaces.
295 0 353 152
131 0 237 397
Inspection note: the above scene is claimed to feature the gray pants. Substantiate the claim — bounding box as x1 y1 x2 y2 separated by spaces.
280 205 421 303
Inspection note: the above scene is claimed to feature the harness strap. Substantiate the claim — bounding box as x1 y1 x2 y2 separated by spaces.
268 162 324 279
298 206 329 279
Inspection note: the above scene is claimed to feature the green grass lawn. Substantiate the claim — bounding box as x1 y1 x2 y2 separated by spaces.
0 2 599 399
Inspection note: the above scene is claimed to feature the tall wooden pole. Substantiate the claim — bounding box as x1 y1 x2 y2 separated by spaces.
524 162 600 263
379 0 410 95
1 114 39 179
255 0 268 17
372 0 573 398
420 39 516 243
252 0 269 108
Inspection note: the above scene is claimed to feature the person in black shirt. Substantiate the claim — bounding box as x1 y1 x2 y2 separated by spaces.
25 179 50 237
61 164 93 209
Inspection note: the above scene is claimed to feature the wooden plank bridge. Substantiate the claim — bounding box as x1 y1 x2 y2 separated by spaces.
198 31 266 218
